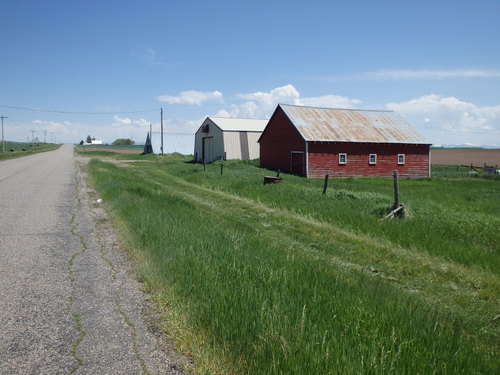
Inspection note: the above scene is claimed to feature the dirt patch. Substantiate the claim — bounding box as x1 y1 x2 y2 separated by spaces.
432 149 500 166
81 147 142 154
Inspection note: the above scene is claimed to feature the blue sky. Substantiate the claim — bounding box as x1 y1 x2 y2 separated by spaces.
1 0 499 146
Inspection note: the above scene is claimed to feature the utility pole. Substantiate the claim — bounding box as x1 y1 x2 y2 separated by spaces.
160 107 164 155
1 116 7 153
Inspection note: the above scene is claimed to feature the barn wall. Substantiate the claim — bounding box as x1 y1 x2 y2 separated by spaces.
307 142 430 178
259 106 305 174
194 119 224 162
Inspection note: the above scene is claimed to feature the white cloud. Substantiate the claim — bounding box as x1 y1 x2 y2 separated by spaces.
364 69 500 80
387 95 500 146
112 115 149 128
299 94 362 108
214 109 231 117
225 84 361 118
227 84 301 117
157 90 224 105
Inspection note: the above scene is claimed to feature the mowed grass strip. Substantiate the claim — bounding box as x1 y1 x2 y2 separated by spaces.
88 158 499 375
163 159 500 273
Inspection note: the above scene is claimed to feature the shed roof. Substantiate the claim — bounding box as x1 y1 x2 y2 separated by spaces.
279 104 431 144
208 117 268 132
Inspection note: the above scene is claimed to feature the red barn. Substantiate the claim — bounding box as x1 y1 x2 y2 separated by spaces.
259 104 431 178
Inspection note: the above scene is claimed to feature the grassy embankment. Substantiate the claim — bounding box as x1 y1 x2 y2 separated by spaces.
86 153 499 374
0 141 61 161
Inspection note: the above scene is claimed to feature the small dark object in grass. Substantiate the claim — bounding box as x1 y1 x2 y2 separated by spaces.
264 176 283 185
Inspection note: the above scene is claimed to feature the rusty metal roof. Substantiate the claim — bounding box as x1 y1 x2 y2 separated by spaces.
279 104 431 144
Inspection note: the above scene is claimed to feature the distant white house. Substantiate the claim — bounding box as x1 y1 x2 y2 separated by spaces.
82 139 103 145
194 117 268 163
143 132 195 155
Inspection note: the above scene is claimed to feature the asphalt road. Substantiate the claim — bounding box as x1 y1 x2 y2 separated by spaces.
0 145 186 374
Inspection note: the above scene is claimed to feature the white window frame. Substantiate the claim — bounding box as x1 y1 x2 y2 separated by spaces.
398 154 405 165
369 153 377 165
339 153 347 164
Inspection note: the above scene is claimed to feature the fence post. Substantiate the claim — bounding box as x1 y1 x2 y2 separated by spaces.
393 170 400 208
322 174 329 195
220 163 224 175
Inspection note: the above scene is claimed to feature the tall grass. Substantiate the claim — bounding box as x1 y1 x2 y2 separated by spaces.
88 158 499 374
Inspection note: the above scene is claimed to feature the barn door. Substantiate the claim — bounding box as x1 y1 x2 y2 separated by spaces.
202 137 214 163
291 151 304 176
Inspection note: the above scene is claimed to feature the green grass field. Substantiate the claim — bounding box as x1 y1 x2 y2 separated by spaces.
86 153 499 374
0 141 61 161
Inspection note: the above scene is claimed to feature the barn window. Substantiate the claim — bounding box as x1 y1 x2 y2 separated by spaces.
339 153 347 164
369 154 377 164
398 154 405 164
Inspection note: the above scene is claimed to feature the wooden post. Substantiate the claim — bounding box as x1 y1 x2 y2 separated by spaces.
220 163 224 175
393 170 400 208
276 169 280 177
322 174 329 195
160 107 164 155
203 162 206 171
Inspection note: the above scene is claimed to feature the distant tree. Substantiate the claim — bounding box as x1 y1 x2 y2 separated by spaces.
86 135 92 143
112 138 135 145
79 140 84 145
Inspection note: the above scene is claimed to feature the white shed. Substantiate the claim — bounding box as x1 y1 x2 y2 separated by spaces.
194 117 268 163
144 132 195 155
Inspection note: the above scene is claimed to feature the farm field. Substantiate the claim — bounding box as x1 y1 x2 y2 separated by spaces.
0 141 61 161
84 151 499 374
78 144 143 154
432 148 500 166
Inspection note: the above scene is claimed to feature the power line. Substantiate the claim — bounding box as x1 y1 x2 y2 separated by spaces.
0 104 158 115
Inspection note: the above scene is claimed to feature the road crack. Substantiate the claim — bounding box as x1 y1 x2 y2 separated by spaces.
67 164 88 373
81 158 152 375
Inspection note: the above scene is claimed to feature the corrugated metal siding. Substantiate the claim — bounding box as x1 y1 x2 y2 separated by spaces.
280 104 430 144
221 131 261 160
151 132 195 155
223 132 242 159
246 132 261 159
